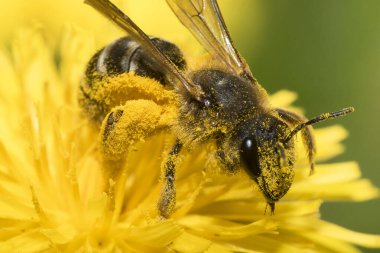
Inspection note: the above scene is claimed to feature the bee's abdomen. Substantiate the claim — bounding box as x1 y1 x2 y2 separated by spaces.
85 36 186 85
86 37 138 79
80 36 185 122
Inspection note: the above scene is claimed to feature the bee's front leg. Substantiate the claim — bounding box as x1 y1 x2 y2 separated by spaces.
158 140 182 219
215 139 240 175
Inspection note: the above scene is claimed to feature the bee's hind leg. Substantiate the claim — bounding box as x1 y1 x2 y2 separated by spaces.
275 108 316 174
100 99 169 178
158 139 182 219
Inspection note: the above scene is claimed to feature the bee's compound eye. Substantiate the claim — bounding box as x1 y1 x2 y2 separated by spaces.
240 137 261 178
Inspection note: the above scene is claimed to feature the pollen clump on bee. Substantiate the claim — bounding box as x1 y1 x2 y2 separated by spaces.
100 100 164 159
88 73 180 163
79 72 179 122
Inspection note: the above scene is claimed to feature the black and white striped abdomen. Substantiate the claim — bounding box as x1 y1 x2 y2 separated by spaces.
79 36 186 122
85 36 186 85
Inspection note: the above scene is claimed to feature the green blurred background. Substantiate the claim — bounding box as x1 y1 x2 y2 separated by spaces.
224 1 380 252
0 0 378 251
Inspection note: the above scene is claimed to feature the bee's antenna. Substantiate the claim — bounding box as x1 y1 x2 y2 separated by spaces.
284 107 354 143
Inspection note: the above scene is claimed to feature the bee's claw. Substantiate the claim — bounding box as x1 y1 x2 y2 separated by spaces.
264 202 275 216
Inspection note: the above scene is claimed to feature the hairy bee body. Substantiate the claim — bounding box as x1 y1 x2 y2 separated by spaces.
83 0 353 216
81 34 296 206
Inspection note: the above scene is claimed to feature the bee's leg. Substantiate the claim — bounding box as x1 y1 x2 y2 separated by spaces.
215 138 239 174
158 140 182 219
100 99 170 178
275 108 316 174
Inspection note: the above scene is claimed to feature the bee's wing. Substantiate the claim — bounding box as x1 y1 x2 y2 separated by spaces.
166 0 254 81
85 0 205 101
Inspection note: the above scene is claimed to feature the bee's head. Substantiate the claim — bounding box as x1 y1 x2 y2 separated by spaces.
237 114 296 212
236 107 354 214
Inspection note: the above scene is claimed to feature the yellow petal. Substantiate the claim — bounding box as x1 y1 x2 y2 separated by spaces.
230 235 309 253
119 220 182 247
171 232 234 253
0 231 52 253
39 224 77 245
314 125 348 161
284 218 380 249
178 215 278 240
294 161 361 183
290 162 380 201
316 220 380 248
270 90 298 108
274 228 362 253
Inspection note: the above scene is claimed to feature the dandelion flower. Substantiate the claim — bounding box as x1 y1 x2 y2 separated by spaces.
0 2 380 253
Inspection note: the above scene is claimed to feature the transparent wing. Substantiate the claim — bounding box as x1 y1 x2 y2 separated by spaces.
166 0 254 81
85 0 205 101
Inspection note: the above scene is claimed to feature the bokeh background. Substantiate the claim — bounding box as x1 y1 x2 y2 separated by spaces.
0 0 379 252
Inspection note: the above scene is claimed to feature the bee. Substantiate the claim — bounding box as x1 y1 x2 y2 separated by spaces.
80 0 354 217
